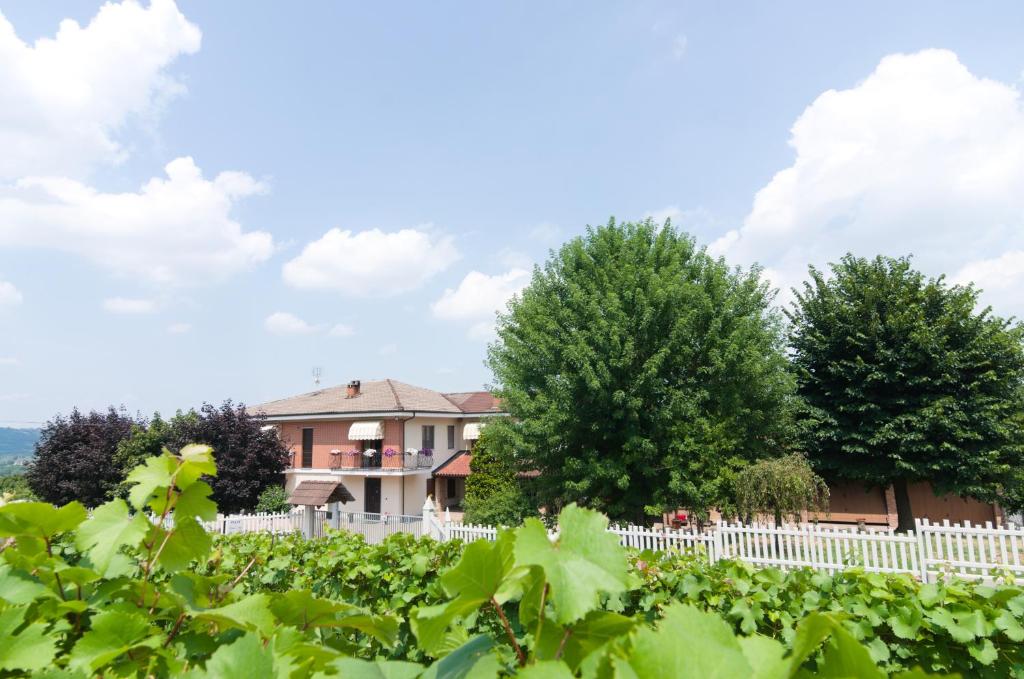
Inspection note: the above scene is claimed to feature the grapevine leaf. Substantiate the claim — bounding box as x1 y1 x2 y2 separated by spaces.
155 515 212 572
324 658 425 679
68 610 160 672
423 635 500 679
816 623 885 679
517 566 546 629
0 606 58 671
75 499 150 575
995 609 1024 641
411 601 481 656
513 505 630 625
127 454 177 511
174 481 218 521
187 631 282 679
176 444 217 489
968 638 998 665
889 606 922 639
0 565 54 604
736 636 789 679
269 590 398 646
440 532 515 601
516 661 575 678
560 610 636 670
624 603 762 678
192 593 277 637
0 501 86 539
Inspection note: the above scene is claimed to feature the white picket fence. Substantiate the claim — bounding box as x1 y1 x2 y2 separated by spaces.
203 510 302 535
436 513 1024 583
202 504 1024 584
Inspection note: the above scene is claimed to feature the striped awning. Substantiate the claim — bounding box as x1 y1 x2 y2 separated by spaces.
463 422 484 440
349 421 383 440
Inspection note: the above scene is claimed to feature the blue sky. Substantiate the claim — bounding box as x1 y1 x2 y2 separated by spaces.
1 1 1024 425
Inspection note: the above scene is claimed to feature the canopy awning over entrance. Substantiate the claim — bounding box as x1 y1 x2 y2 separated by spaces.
287 480 355 506
349 421 384 440
463 422 484 440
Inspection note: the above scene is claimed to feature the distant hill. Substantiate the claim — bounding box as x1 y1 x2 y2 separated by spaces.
0 427 41 457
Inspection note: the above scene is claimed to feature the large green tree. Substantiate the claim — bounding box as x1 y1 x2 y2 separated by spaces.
788 254 1024 532
487 218 795 522
462 425 536 526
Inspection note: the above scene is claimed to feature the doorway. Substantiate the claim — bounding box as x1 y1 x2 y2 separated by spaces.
364 478 381 514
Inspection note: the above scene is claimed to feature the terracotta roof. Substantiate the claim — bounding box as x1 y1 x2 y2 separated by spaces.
432 451 539 479
443 391 503 414
433 450 472 477
254 379 468 417
288 480 355 505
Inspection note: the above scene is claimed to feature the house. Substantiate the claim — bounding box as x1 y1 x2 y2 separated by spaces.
254 379 503 515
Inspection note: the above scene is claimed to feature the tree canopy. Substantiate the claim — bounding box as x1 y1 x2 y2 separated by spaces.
487 218 795 521
735 453 829 527
788 254 1024 531
26 407 139 507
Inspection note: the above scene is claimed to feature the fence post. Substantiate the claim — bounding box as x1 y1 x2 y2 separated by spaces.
329 501 341 530
915 518 929 583
712 522 724 563
422 496 444 541
302 505 315 539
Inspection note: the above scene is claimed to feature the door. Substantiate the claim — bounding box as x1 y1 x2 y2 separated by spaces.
364 478 381 514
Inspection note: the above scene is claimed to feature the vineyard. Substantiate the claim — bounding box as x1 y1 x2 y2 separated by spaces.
2 446 1024 677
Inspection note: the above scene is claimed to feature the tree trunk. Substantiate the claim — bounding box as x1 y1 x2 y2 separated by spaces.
892 477 915 533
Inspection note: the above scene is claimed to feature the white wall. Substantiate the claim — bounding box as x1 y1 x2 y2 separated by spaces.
404 416 484 471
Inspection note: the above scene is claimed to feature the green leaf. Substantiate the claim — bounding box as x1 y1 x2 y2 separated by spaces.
176 444 217 488
736 636 789 679
624 603 761 678
191 632 281 679
425 635 500 679
126 453 177 511
0 501 86 539
269 590 398 646
516 661 575 678
968 637 998 665
174 481 218 521
325 658 425 679
0 565 54 604
155 515 212 572
192 593 277 637
0 606 58 672
816 623 885 679
995 608 1024 641
513 505 630 624
69 610 160 672
560 610 636 670
75 499 150 575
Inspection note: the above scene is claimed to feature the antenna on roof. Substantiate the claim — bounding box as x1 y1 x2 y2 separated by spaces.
312 367 322 387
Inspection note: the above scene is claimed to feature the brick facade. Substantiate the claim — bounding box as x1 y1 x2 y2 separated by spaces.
278 418 406 470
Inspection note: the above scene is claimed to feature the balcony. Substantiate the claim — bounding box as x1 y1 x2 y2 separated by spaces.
328 450 434 472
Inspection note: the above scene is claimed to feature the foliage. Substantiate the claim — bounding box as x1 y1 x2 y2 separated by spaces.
112 415 173 499
487 218 796 522
0 473 36 502
735 453 829 526
1 441 976 677
160 401 291 514
463 425 536 526
25 406 140 507
788 254 1024 530
254 484 291 514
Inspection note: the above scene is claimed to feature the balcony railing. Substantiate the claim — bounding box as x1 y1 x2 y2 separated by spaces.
327 451 434 471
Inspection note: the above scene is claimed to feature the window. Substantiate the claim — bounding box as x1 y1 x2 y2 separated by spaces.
447 477 457 500
301 428 314 468
447 425 455 449
421 425 435 450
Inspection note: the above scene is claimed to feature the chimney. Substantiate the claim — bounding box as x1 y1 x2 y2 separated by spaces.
346 380 361 398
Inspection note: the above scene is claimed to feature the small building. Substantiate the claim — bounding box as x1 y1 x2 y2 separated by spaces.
255 378 504 516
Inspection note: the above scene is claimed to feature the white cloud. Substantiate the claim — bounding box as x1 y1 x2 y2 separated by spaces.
328 323 355 338
103 297 156 314
167 322 191 334
264 312 318 335
645 205 684 225
0 357 18 366
283 227 458 297
0 0 201 180
0 280 22 306
0 157 273 285
710 49 1024 314
432 268 531 339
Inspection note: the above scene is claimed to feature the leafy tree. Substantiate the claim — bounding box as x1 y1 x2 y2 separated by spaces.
0 473 36 502
112 414 173 498
25 407 139 507
735 453 829 527
487 218 795 522
462 426 535 526
168 401 290 514
788 255 1024 532
255 484 292 514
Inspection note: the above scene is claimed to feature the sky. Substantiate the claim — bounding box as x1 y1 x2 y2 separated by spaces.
1 1 1023 425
